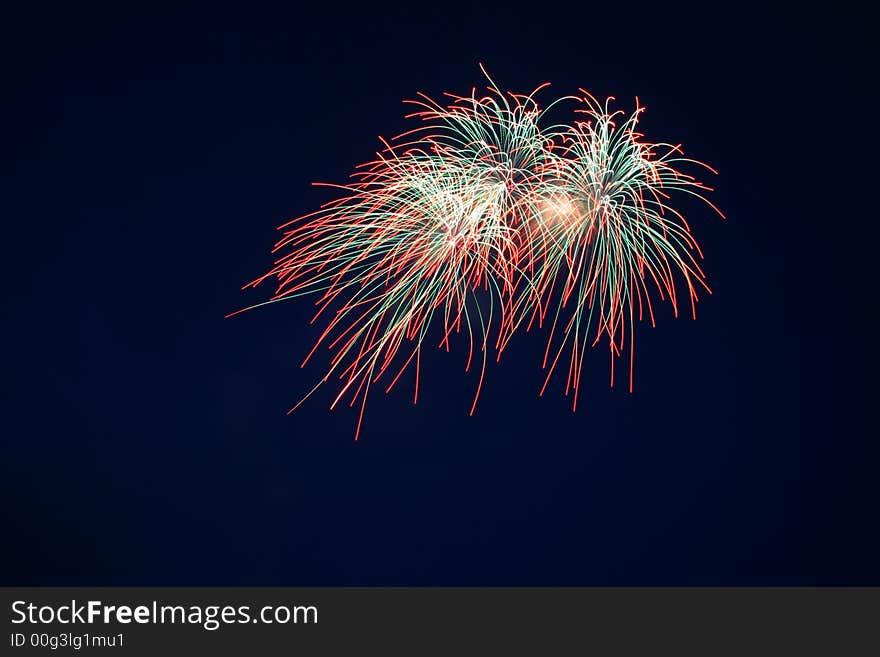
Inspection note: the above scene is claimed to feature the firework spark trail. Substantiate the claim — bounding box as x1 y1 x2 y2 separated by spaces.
232 69 723 439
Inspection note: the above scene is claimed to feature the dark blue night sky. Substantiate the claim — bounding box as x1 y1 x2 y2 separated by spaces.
2 2 877 584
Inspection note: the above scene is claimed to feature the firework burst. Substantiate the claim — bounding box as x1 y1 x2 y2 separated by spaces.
232 68 723 439
527 92 725 408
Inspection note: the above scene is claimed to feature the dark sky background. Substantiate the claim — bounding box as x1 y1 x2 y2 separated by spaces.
2 2 877 584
